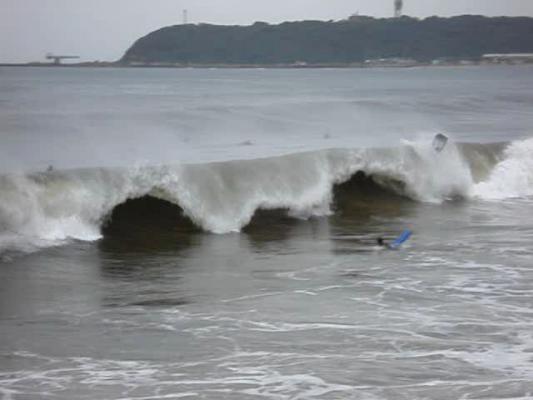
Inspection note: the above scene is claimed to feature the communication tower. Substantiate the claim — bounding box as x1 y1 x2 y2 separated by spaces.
183 9 188 24
394 0 403 18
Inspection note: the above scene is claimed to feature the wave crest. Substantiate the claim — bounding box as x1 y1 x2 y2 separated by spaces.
1 138 529 256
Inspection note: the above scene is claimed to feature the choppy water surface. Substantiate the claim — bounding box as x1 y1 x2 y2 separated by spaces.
1 66 533 399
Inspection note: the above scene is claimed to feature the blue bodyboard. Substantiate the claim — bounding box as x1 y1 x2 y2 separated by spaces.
389 230 412 249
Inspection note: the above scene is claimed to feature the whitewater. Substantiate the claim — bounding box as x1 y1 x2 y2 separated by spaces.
1 66 533 400
0 137 531 256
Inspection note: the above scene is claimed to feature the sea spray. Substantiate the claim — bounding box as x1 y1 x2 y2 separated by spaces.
472 138 533 199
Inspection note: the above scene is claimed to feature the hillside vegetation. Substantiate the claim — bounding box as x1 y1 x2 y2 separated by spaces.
122 16 533 65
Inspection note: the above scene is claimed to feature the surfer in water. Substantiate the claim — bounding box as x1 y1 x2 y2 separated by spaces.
377 230 412 250
377 237 390 249
433 133 448 153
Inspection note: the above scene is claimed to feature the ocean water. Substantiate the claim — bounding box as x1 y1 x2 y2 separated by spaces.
1 66 533 399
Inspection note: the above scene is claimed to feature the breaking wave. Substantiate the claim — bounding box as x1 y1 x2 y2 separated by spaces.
0 137 531 256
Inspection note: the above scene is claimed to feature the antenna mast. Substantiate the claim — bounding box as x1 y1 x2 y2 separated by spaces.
183 9 188 24
394 0 403 18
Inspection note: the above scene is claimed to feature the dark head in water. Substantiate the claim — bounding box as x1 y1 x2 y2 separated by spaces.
377 237 385 246
432 133 448 153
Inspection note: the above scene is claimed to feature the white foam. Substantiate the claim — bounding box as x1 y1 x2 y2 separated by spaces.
473 138 533 200
393 136 474 202
444 331 533 379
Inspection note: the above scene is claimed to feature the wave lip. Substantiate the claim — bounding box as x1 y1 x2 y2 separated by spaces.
1 138 530 256
0 168 136 257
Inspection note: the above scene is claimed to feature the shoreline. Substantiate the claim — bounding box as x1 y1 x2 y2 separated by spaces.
1 61 532 69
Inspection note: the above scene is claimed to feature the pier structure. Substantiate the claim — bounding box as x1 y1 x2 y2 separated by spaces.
46 53 80 65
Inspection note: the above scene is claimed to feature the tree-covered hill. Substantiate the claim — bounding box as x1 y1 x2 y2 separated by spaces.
121 15 533 65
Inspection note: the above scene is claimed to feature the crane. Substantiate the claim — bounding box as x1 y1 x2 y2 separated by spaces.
46 53 80 65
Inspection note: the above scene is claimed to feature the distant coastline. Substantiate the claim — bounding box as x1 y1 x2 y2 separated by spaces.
0 62 117 68
121 15 533 67
4 15 533 69
2 59 532 69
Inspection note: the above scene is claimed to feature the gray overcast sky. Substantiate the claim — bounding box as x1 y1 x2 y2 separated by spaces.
2 0 533 63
